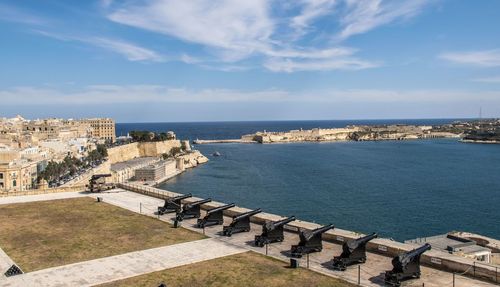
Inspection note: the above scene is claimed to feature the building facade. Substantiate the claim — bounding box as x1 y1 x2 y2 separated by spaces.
82 118 116 143
0 159 38 192
135 161 167 181
110 157 159 183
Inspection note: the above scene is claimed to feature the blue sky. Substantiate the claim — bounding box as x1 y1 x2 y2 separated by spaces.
1 0 500 122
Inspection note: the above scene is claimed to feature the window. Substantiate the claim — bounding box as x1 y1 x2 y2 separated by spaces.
12 180 16 187
0 173 3 179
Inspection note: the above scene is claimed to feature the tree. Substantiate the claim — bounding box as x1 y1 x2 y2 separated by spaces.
96 144 108 157
170 146 183 157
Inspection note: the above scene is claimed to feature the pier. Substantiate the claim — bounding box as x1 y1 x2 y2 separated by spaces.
193 139 251 144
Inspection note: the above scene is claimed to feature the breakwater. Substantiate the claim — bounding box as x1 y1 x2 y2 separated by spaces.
193 139 248 144
194 125 460 144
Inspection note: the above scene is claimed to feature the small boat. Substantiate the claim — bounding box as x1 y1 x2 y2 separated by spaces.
212 151 221 157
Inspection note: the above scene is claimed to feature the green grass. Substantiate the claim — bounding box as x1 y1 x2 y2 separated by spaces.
0 197 204 271
99 251 356 287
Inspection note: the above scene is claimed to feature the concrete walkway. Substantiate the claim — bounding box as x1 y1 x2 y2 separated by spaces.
0 192 86 206
0 238 245 287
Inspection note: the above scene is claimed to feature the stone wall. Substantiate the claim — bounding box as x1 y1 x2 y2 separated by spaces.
107 140 182 164
139 140 181 157
108 143 140 163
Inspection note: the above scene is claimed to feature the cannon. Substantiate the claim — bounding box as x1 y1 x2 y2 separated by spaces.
197 203 235 228
222 208 262 236
290 224 334 258
384 243 431 286
332 232 378 270
158 193 192 215
87 174 114 192
254 216 296 247
175 198 212 223
4 264 23 277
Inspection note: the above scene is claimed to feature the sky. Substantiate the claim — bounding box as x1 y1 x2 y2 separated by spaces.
1 0 500 122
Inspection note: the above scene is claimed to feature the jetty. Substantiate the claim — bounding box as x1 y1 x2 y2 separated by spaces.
193 139 252 144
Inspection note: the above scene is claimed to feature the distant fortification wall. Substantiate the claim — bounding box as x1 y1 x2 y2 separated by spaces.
108 140 182 164
139 140 181 157
108 143 141 163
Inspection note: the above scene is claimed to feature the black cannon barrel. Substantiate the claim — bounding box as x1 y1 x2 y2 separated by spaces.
269 216 296 229
233 208 262 221
303 224 335 241
400 243 431 264
207 203 235 214
355 232 378 245
91 174 111 180
310 224 335 236
184 198 212 209
347 232 378 252
170 193 192 201
274 216 296 227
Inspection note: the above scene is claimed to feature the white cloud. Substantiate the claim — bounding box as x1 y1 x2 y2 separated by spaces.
472 76 500 83
337 0 429 40
108 0 273 61
440 49 500 67
2 85 499 105
34 30 164 63
89 37 164 62
103 0 433 72
264 57 379 72
5 0 432 72
105 0 390 72
290 0 337 36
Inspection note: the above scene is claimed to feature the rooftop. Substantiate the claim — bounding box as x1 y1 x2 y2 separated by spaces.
406 234 491 255
110 157 158 172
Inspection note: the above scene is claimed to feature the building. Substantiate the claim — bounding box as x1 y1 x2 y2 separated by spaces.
82 118 116 143
135 161 167 182
406 233 492 263
110 157 159 183
0 159 38 192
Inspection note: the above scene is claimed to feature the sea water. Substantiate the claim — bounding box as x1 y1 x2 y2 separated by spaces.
117 120 500 241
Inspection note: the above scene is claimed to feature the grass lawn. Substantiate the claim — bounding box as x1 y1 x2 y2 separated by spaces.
99 251 356 287
0 197 204 271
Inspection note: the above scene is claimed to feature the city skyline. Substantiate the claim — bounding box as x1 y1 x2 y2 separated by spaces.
1 0 500 121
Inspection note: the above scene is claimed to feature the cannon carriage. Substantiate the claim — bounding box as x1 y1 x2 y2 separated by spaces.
174 198 212 226
332 232 378 270
384 243 431 286
290 224 334 258
157 193 192 215
196 203 235 228
222 208 262 236
254 216 296 247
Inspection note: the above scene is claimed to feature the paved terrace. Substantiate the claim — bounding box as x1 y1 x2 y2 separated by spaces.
0 189 497 287
89 189 498 287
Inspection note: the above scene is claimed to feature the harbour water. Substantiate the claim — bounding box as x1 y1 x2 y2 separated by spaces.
117 120 500 241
